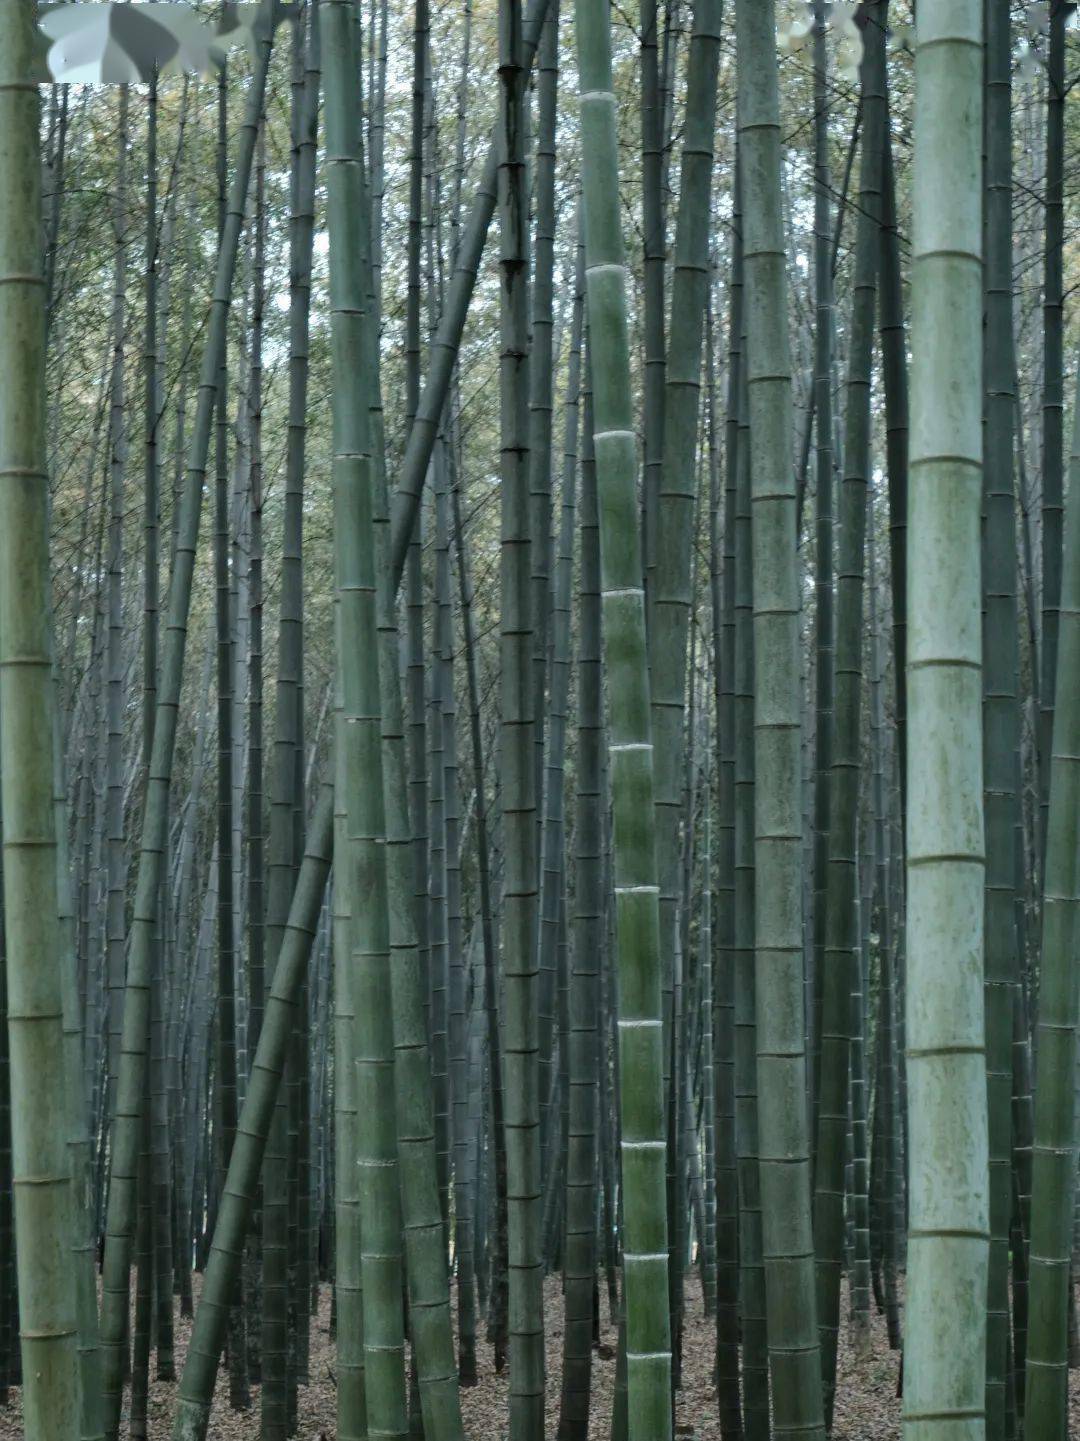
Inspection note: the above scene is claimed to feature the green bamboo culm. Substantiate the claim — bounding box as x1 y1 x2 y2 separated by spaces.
982 0 1020 1431
388 0 554 592
651 0 721 1382
52 689 105 1441
557 303 598 1441
1037 0 1067 856
573 0 672 1438
360 56 469 1435
1023 353 1080 1437
496 0 545 1417
715 207 750 1441
169 239 470 1441
324 4 408 1437
812 1 886 1421
730 174 771 1441
332 744 365 1435
902 3 989 1438
734 1 824 1435
260 13 319 1435
171 787 333 1441
808 0 834 1147
0 3 83 1435
97 13 277 1435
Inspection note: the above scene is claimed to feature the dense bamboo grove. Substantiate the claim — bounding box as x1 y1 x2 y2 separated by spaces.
1 2 1080 1440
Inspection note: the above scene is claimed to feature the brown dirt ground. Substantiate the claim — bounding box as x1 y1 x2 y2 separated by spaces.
0 1273 1075 1437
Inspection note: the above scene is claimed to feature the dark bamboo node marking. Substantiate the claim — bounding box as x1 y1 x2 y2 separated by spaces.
902 1410 985 1424
905 847 980 858
906 1044 985 1058
0 467 49 480
908 1227 990 1241
907 657 981 672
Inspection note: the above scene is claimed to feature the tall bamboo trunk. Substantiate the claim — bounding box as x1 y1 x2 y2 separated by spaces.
651 0 722 1386
1037 0 1067 859
733 226 770 1441
451 454 510 1374
556 279 595 1441
497 0 545 1417
1023 354 1080 1437
736 1 826 1434
104 86 129 1153
530 9 559 1017
902 6 989 1437
0 5 83 1432
808 0 834 1142
812 5 886 1419
241 113 267 1391
575 0 673 1433
983 1 1021 1429
261 11 318 1434
212 57 248 1411
710 256 743 1440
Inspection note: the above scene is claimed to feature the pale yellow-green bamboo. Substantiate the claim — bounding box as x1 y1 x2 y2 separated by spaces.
902 4 989 1438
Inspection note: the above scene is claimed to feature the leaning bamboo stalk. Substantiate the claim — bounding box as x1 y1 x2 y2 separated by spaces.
98 16 276 1432
171 788 333 1441
1037 0 1067 858
982 0 1021 1427
1023 352 1080 1437
388 0 554 589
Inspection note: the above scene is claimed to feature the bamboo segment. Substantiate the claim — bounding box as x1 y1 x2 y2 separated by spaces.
0 5 83 1434
902 5 989 1438
735 0 825 1434
574 0 672 1434
1024 355 1080 1438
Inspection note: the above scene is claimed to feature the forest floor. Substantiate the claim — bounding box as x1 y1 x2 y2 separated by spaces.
0 1272 1076 1438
